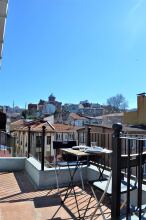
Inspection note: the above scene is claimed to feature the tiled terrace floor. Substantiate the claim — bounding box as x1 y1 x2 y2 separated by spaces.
0 171 111 220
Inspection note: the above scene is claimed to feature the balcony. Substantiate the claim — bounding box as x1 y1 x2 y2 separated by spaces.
0 157 111 220
1 124 146 219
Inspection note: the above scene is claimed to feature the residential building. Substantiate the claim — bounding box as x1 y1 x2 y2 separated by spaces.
95 112 124 125
48 93 62 109
0 111 6 131
53 123 79 143
63 103 79 113
42 103 56 115
28 103 37 115
85 116 103 125
78 107 104 117
43 115 54 124
10 119 55 159
124 93 146 125
66 113 104 126
67 113 88 126
77 124 146 152
10 119 79 161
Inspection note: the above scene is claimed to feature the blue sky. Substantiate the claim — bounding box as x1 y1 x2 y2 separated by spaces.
1 0 146 108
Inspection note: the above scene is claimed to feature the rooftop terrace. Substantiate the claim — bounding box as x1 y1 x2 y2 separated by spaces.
1 124 146 219
0 171 110 220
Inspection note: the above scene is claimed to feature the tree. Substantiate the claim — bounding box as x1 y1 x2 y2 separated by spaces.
106 94 128 112
21 110 27 119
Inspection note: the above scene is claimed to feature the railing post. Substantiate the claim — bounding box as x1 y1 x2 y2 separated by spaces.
41 125 46 171
111 123 122 220
27 126 31 158
87 127 91 146
77 131 80 145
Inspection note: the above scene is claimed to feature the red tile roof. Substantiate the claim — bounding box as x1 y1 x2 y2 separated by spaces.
52 123 79 132
69 113 86 120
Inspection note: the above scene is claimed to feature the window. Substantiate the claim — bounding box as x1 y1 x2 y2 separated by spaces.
36 136 42 148
56 133 61 140
65 134 68 140
47 136 51 145
69 133 73 139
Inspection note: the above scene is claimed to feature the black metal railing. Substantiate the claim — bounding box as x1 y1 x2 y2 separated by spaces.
28 125 46 170
26 123 146 218
0 131 16 157
111 124 146 219
78 124 146 219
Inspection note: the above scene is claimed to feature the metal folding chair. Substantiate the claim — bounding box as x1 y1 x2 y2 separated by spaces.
89 170 138 220
52 141 86 193
88 149 140 220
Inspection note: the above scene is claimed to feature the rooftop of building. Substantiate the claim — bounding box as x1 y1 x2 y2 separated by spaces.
69 113 87 120
77 123 146 134
10 119 80 133
52 123 80 132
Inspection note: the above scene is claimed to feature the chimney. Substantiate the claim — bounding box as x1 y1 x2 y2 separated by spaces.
137 93 146 124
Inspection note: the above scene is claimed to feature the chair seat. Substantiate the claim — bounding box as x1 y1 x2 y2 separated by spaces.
121 215 139 220
92 178 137 195
56 160 87 167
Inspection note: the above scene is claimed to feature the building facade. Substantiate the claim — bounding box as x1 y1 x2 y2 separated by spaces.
124 93 146 125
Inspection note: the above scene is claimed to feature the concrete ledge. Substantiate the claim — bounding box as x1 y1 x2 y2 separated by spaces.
25 157 88 189
0 157 26 171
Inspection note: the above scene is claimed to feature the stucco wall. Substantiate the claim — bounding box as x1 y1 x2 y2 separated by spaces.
124 111 138 125
124 95 146 125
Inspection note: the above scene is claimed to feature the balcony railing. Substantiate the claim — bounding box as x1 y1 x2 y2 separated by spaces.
1 124 146 219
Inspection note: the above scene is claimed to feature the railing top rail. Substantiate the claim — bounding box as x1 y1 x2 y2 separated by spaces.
90 132 112 135
120 136 146 141
121 151 146 158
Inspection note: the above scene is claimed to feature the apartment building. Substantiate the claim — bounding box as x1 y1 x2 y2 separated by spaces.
53 123 78 143
10 120 55 158
10 119 79 161
124 93 146 125
67 113 88 126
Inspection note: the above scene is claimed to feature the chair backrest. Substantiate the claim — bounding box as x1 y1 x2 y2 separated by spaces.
53 141 77 149
68 141 77 147
53 141 77 162
53 141 63 149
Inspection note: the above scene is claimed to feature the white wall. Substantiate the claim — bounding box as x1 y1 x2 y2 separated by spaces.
0 157 26 171
25 157 88 189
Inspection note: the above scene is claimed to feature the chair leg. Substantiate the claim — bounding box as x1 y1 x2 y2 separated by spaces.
54 166 61 195
79 164 85 191
90 172 112 220
81 195 92 220
90 186 107 220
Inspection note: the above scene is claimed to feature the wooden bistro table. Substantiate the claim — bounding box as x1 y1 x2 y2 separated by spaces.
60 147 112 219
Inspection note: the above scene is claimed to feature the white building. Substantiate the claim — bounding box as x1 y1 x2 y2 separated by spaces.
42 103 56 115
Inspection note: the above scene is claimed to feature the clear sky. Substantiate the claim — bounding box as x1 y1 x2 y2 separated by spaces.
1 0 146 108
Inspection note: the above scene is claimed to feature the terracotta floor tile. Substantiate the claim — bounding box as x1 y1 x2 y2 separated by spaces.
0 172 111 220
